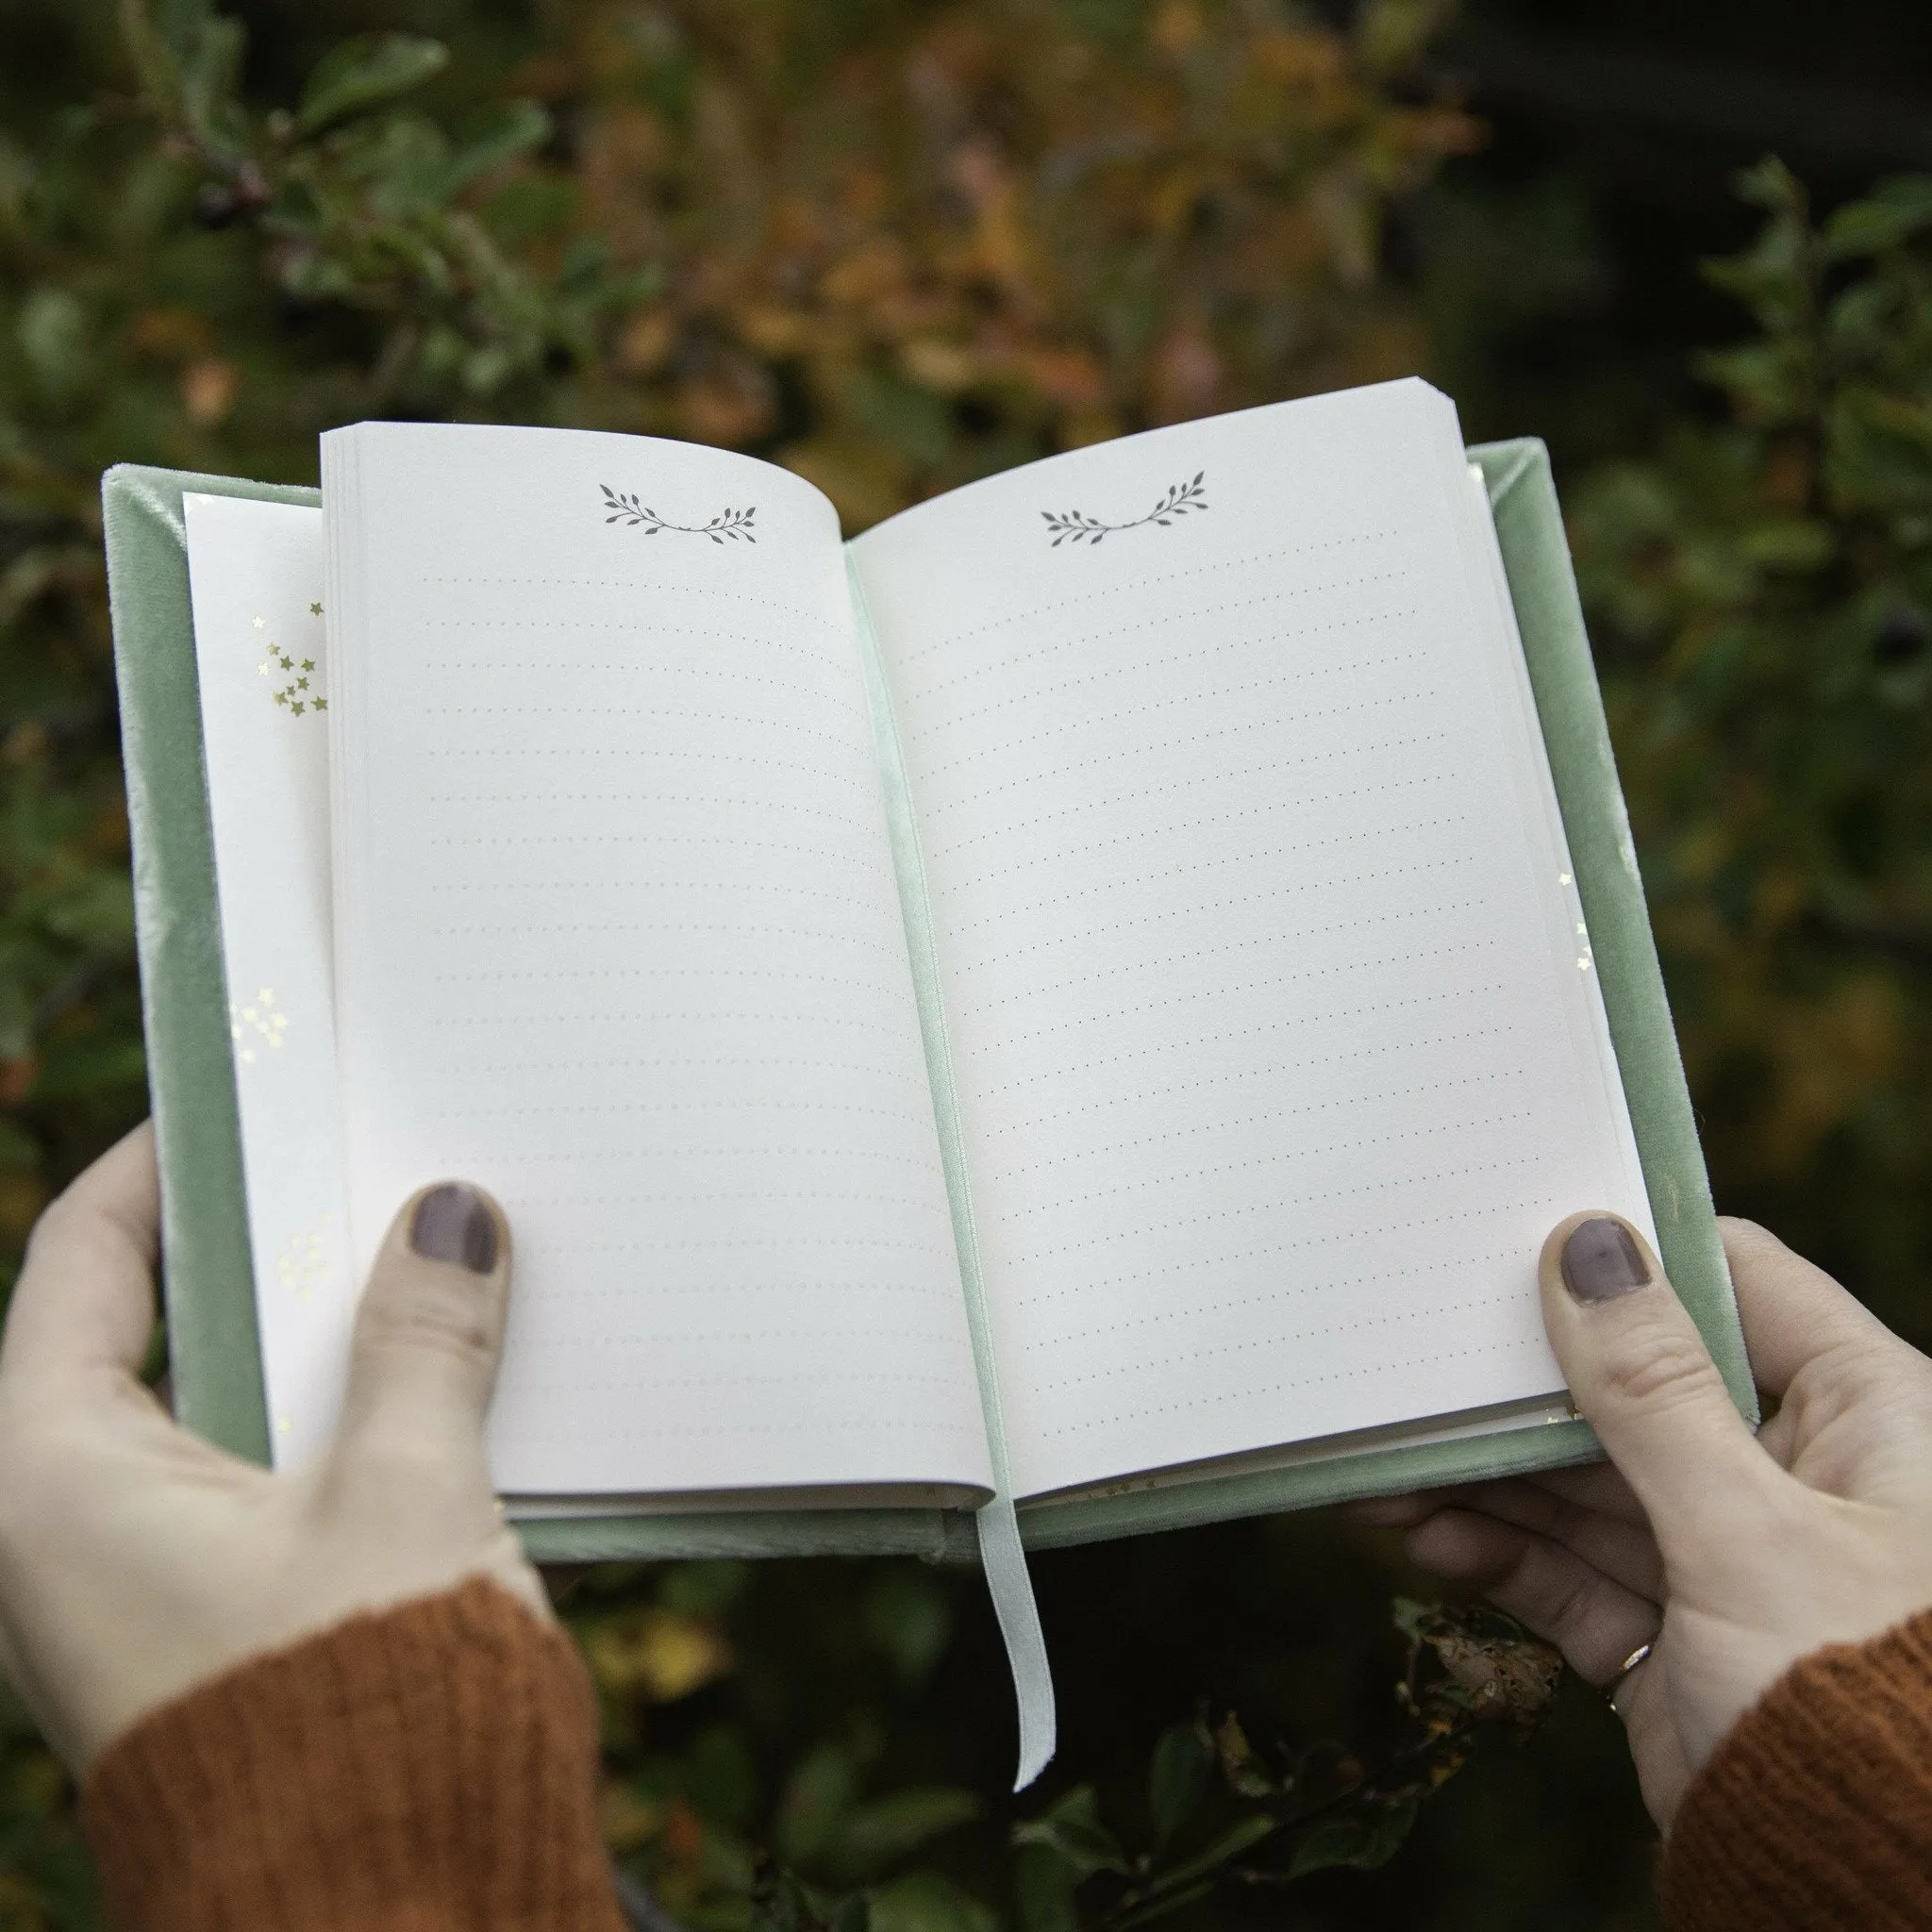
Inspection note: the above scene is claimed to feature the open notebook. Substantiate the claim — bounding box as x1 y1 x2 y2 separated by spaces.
105 379 1752 1780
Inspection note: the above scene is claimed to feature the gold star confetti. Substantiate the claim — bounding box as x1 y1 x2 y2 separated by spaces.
230 989 290 1061
275 1215 337 1307
252 616 265 629
309 602 322 615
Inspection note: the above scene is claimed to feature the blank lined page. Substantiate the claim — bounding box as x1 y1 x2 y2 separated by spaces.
324 424 988 1499
850 380 1654 1500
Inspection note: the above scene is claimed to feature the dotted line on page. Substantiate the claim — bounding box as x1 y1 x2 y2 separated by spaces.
989 1027 1514 1143
425 794 878 834
907 610 1422 737
425 924 891 958
502 1369 965 1395
928 766 1454 861
1038 1295 1531 1386
439 1145 929 1164
980 984 1508 1099
435 1096 930 1118
430 974 900 1006
978 940 1507 1060
417 654 864 720
989 1036 1516 1150
992 1113 1530 1218
436 1020 900 1045
949 859 1475 960
1037 1338 1543 1440
422 706 860 750
923 725 1450 816
940 808 1470 899
959 901 1489 1018
919 683 1422 782
1019 1244 1524 1347
991 1067 1520 1185
1001 1157 1536 1266
512 1419 982 1442
415 617 844 671
1024 1200 1541 1313
520 1278 949 1296
525 1325 954 1348
897 527 1403 664
424 746 877 794
422 835 876 873
425 880 887 912
504 1189 925 1209
421 576 845 636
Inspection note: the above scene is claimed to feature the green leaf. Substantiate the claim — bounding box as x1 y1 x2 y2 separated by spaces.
1111 1881 1214 1932
777 1743 858 1865
0 1117 38 1166
1285 1799 1418 1879
441 100 552 197
864 1569 953 1688
1011 1785 1130 1878
1013 1844 1080 1932
297 34 450 135
686 1724 759 1833
832 1789 979 1877
1146 1723 1212 1841
660 1558 753 1617
1824 175 1932 260
1141 1813 1276 1894
866 1874 998 1932
122 0 247 152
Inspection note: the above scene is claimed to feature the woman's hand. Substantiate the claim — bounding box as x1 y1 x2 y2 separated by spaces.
0 1121 546 1774
1354 1212 1932 1831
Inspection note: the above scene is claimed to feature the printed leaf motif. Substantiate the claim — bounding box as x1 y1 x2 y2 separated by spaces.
1041 472 1207 546
600 483 758 542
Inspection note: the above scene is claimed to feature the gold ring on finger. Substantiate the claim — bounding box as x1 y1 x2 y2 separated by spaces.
1605 1640 1654 1715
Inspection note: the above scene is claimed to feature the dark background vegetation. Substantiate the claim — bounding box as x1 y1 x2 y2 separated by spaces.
3 2 1930 1927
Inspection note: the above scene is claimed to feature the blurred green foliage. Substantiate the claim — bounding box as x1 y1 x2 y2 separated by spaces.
1573 158 1932 1343
2 0 1930 1928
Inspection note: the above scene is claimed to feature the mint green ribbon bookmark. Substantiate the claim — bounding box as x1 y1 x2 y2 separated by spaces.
978 1491 1057 1790
847 553 1058 1793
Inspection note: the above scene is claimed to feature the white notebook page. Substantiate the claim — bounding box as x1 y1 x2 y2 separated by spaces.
851 379 1655 1500
323 424 989 1498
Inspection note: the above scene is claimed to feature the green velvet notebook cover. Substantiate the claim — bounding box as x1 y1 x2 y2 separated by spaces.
102 438 1753 1565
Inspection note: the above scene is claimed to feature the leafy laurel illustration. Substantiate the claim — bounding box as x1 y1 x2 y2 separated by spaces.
601 484 758 543
1042 472 1207 546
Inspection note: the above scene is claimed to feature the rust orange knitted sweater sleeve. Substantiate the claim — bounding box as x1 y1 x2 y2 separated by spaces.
78 1576 629 1932
1663 1607 1932 1931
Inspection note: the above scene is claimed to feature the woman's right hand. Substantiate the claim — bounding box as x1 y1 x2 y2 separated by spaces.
1354 1213 1932 1830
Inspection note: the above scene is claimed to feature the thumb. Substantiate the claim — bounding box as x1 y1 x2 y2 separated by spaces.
1540 1211 1766 1556
334 1182 512 1480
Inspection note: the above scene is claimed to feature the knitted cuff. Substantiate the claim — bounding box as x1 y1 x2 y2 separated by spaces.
80 1576 627 1932
1663 1607 1932 1932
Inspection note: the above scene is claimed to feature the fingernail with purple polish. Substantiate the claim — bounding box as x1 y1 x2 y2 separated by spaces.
1560 1217 1652 1302
409 1183 498 1274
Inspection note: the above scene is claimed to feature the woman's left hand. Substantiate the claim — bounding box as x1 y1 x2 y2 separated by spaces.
0 1121 545 1773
